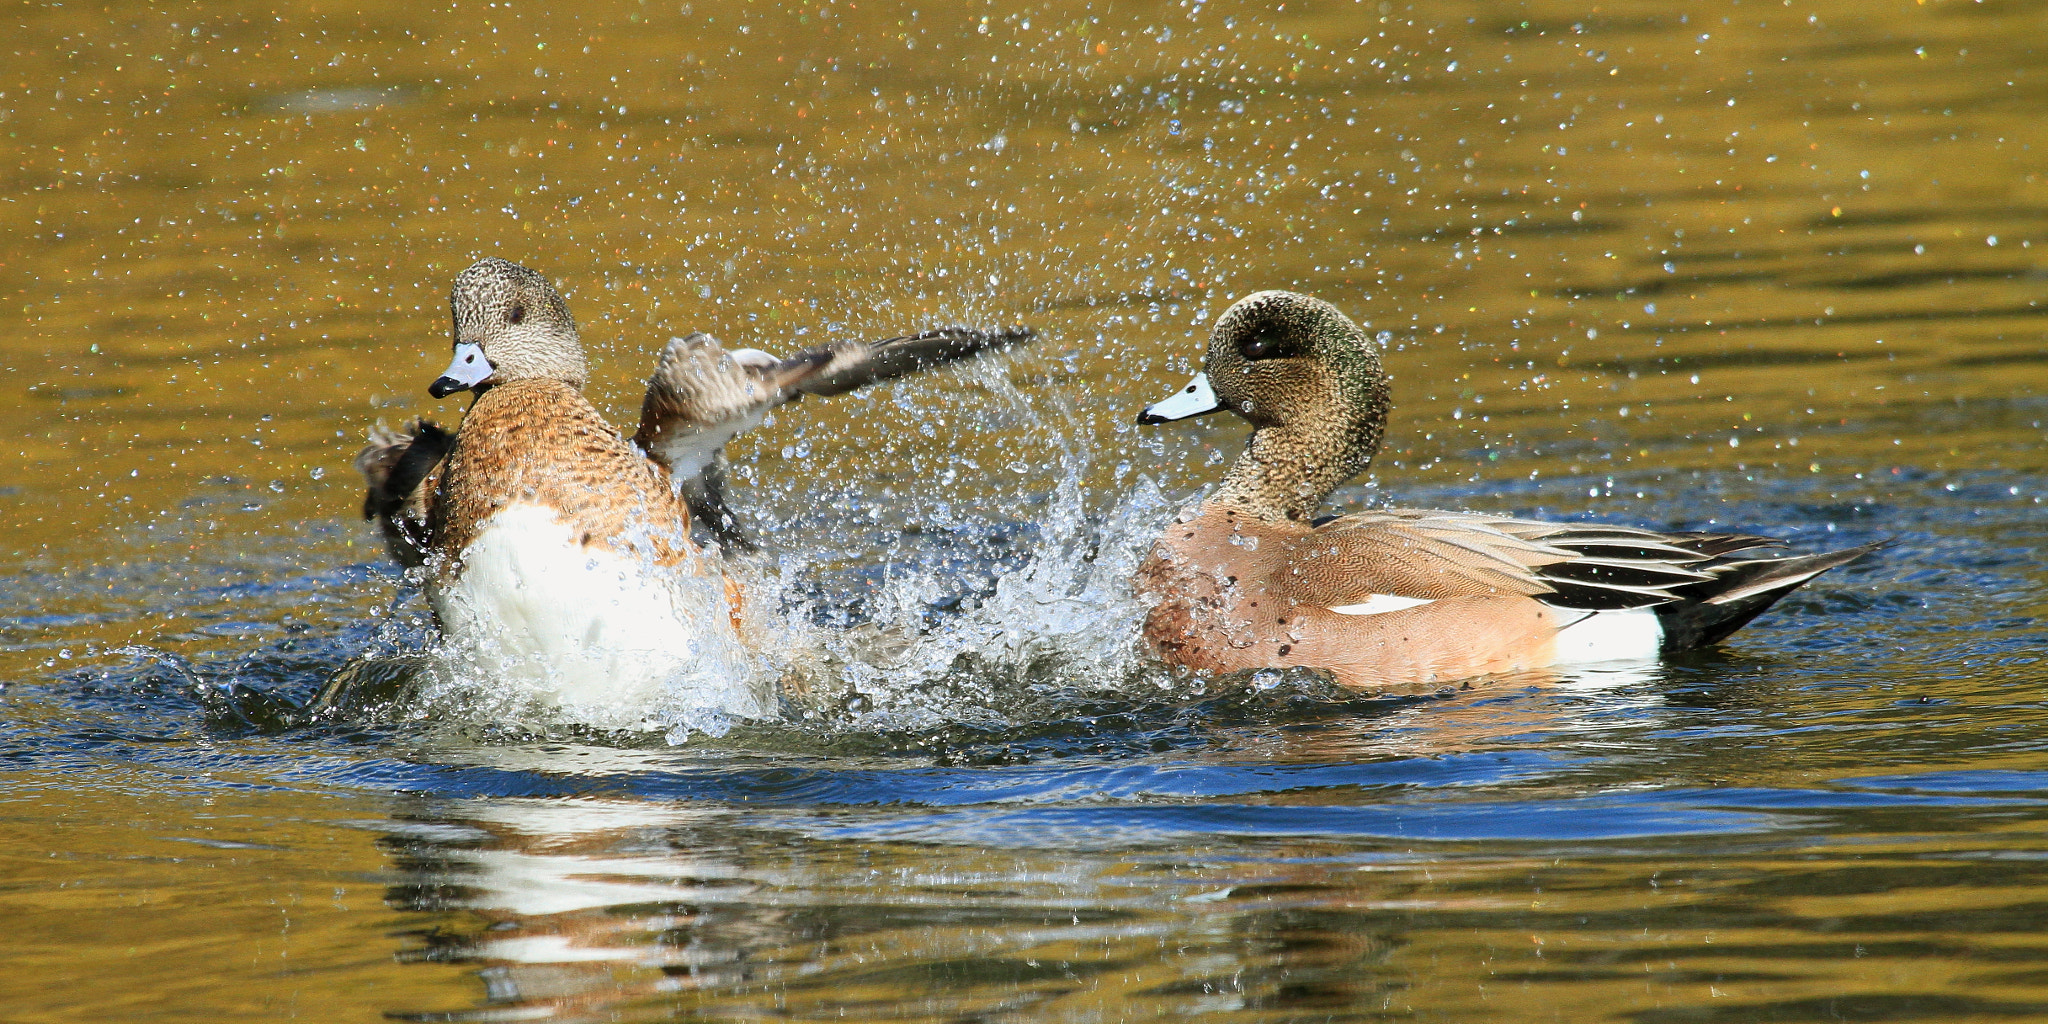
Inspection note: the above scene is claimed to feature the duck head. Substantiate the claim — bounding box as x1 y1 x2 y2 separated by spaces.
1139 290 1391 519
431 257 589 398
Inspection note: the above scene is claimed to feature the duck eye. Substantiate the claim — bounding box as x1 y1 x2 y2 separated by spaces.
507 303 526 325
1239 331 1302 361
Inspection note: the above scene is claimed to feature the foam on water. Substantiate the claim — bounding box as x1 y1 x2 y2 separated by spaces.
737 356 1189 735
411 505 767 736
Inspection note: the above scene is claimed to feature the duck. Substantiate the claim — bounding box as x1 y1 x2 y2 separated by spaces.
360 271 1033 565
355 257 1029 718
634 324 1032 551
1133 289 1881 689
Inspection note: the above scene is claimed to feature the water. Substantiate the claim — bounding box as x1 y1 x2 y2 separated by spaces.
7 0 2048 1019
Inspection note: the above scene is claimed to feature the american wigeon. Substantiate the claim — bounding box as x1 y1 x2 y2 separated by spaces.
634 324 1031 551
385 258 751 714
362 292 1032 560
1134 289 1880 689
353 257 1027 715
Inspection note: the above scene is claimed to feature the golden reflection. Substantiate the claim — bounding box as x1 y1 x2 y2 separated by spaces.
368 776 2048 1024
8 0 2048 1019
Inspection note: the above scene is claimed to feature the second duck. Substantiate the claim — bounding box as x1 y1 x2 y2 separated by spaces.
1135 290 1880 689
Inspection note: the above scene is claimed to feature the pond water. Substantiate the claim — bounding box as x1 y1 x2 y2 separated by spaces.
7 0 2048 1019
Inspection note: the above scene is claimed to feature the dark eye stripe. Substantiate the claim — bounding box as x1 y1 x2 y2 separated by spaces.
1240 331 1303 360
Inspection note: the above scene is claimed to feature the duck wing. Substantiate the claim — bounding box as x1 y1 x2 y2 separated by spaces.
636 326 1035 553
633 334 793 552
1287 509 1760 610
792 325 1035 397
356 418 453 569
1291 509 1880 646
637 334 826 466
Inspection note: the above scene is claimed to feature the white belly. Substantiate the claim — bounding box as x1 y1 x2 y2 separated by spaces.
426 505 766 729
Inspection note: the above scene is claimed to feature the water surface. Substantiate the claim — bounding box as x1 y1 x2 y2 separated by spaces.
6 0 2048 1020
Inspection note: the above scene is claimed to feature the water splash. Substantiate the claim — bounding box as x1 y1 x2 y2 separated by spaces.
727 357 1185 738
770 467 1178 737
310 357 1186 742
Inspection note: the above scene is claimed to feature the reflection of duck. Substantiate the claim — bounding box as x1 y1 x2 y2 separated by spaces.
368 777 1407 1023
376 794 779 1018
1136 290 1881 690
353 257 1029 716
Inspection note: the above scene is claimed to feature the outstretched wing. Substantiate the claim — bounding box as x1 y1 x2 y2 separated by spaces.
636 334 790 478
792 326 1035 398
634 325 1036 554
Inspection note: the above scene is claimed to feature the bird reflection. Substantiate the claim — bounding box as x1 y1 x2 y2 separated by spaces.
366 667 1692 1023
376 795 795 1021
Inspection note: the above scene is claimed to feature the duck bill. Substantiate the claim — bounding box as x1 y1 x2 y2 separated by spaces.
1137 372 1223 424
429 342 494 398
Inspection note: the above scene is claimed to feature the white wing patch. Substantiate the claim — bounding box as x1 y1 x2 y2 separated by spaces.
1550 607 1664 665
1327 594 1437 616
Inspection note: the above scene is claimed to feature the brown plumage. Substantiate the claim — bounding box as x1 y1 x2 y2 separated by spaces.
426 378 699 570
346 258 761 717
413 258 714 579
346 257 1037 716
358 297 1034 558
1136 290 1882 689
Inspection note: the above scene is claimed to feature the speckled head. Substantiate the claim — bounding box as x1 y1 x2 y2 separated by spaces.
1140 290 1392 519
1142 290 1388 434
1199 290 1386 430
430 257 588 398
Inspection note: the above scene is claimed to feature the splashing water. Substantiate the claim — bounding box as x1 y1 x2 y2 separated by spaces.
313 357 1186 742
773 468 1179 737
748 359 1189 736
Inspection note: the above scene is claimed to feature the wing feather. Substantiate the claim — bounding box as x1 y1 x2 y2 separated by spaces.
1288 509 1784 611
634 326 1035 555
1284 510 1571 605
794 326 1035 397
355 418 451 569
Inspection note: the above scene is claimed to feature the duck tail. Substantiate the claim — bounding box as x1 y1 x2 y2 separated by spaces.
1654 539 1887 651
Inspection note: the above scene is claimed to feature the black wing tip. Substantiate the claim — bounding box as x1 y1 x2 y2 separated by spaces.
919 323 1033 338
407 417 453 444
891 324 1036 350
795 324 1038 397
777 346 841 375
1654 539 1888 651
